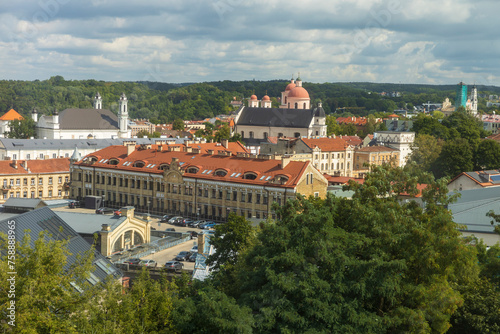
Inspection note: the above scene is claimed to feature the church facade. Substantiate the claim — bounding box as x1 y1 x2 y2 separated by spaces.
35 92 131 139
233 77 327 152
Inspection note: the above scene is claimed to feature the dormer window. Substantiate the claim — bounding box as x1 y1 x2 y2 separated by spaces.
243 172 258 180
134 161 145 168
214 169 228 177
109 158 120 165
187 167 199 174
88 156 98 163
158 164 169 171
275 175 289 184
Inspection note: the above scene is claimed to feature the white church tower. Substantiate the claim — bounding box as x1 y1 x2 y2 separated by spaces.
471 85 478 116
118 92 129 138
93 92 102 109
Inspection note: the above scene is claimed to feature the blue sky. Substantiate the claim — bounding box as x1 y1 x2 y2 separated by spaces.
1 0 498 85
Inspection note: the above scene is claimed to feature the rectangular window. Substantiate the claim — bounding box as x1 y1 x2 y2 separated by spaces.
212 189 216 198
23 178 27 186
23 191 27 198
263 194 268 204
241 193 246 202
204 189 208 197
58 190 62 197
119 178 123 187
219 190 223 199
31 191 35 198
226 190 231 200
137 180 141 189
38 190 42 197
48 177 53 185
10 179 14 186
48 190 52 197
131 179 135 188
248 193 253 203
26 154 30 160
256 194 261 204
233 191 237 201
16 179 20 186
107 177 111 185
125 178 128 187
52 153 57 158
58 177 62 184
198 187 203 196
173 185 178 194
113 177 116 186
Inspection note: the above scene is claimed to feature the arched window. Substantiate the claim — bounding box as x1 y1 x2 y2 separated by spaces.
249 131 254 139
134 161 145 168
187 167 199 174
294 132 300 138
241 131 244 138
295 102 298 109
285 97 287 104
214 169 228 177
158 164 169 170
321 163 324 170
109 159 119 165
243 173 257 180
263 132 268 139
304 102 307 109
278 133 284 138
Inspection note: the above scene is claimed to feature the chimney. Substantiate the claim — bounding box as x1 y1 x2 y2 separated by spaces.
12 160 17 169
221 139 229 148
281 155 291 169
101 224 111 231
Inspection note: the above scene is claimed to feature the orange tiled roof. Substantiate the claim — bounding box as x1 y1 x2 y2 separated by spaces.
302 137 350 151
0 109 24 121
342 135 363 146
0 158 70 175
324 175 365 185
336 116 367 126
77 145 308 188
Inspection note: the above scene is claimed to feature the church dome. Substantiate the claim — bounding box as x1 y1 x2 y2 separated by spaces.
285 82 296 91
288 86 309 99
262 95 270 101
250 94 258 100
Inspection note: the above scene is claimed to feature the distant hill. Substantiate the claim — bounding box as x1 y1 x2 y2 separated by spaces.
1 77 498 123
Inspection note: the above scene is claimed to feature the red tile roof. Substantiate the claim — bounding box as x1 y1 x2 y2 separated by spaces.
77 145 309 188
342 135 363 147
324 175 365 185
336 116 367 126
0 158 70 175
0 109 24 121
302 137 350 151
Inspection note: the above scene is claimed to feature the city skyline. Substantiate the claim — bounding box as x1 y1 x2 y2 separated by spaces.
0 0 497 85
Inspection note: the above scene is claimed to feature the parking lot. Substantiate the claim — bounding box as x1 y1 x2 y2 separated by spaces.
53 206 208 270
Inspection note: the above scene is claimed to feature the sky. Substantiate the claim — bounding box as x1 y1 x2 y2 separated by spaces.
1 0 498 85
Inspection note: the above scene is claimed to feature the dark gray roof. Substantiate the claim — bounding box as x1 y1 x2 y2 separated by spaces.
449 187 500 233
313 106 325 117
237 107 315 128
0 137 190 151
55 211 127 234
0 207 122 284
4 198 46 209
59 108 119 130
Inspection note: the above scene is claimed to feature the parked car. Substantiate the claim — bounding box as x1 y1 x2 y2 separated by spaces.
114 210 122 217
178 219 193 227
139 259 157 267
160 215 172 222
168 216 183 224
68 200 81 209
164 261 184 272
189 220 205 228
188 230 199 239
123 258 142 265
165 228 176 232
188 253 197 262
199 221 216 229
190 245 198 253
174 251 191 261
96 207 114 214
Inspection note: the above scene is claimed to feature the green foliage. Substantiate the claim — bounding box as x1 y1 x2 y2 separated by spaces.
474 139 500 170
136 130 161 138
6 118 36 139
408 134 444 173
172 118 185 131
0 231 97 333
172 284 254 334
432 138 474 179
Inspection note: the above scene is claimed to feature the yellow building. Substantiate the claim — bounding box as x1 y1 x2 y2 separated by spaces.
0 158 70 203
70 142 328 221
353 146 400 178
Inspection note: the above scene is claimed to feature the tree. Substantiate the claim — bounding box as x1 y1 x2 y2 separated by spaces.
432 138 474 179
6 118 36 139
474 139 500 170
172 118 185 131
326 115 340 136
407 134 444 173
135 130 161 138
206 213 255 271
224 165 478 333
214 123 230 142
172 284 254 334
0 231 97 333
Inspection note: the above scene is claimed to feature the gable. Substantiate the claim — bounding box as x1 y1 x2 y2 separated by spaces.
236 107 315 128
59 109 119 130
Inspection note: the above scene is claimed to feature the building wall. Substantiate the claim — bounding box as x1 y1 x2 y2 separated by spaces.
237 125 310 141
70 163 327 222
38 128 126 140
448 175 485 192
0 172 70 203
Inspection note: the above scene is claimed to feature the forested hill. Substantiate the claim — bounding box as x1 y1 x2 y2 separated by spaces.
2 76 500 123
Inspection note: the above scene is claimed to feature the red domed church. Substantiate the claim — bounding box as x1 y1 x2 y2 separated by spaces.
234 76 327 151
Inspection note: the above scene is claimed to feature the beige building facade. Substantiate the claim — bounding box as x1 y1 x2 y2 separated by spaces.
0 159 70 203
70 142 328 222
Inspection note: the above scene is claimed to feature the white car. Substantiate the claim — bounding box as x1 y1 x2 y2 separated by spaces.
190 245 198 253
168 216 183 224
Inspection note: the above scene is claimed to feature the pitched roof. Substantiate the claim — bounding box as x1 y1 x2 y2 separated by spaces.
0 207 122 284
58 108 119 130
77 144 310 188
449 169 500 187
4 198 46 209
342 135 363 146
301 137 350 151
0 109 24 121
324 175 365 185
0 158 70 175
236 107 315 128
